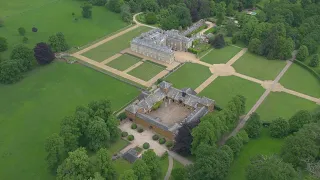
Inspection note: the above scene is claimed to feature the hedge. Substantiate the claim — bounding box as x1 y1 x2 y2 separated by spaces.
152 134 159 140
188 48 200 55
143 142 150 149
137 127 144 133
127 135 134 141
121 131 128 137
166 141 173 148
159 138 166 144
294 60 320 82
131 123 137 129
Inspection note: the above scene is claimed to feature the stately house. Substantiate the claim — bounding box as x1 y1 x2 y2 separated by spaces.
125 81 215 140
130 29 193 64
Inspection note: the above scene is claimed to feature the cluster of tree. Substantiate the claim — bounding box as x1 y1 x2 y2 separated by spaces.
191 95 246 153
209 34 225 49
44 99 120 173
226 129 249 157
244 112 262 138
48 32 69 53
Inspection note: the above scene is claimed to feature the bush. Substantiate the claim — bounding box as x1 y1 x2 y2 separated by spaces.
159 138 166 144
270 117 289 138
166 141 173 148
143 142 150 149
152 100 163 110
131 123 137 129
137 127 144 133
117 112 127 120
127 135 134 141
32 27 38 32
188 48 200 55
18 27 26 36
121 131 128 137
152 134 159 140
0 60 22 84
22 37 28 43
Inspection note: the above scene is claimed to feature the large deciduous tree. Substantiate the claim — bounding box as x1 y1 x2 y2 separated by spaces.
10 44 34 72
92 148 117 179
44 133 65 172
142 150 162 180
120 4 131 23
107 0 124 13
244 113 261 138
296 45 309 61
210 34 225 49
172 121 198 156
309 54 319 67
0 37 8 52
48 32 69 53
132 159 151 180
226 136 243 157
82 2 93 18
60 116 80 152
289 110 312 133
0 60 22 84
269 117 289 138
86 117 110 151
161 15 179 30
34 42 55 65
119 170 138 180
248 38 262 54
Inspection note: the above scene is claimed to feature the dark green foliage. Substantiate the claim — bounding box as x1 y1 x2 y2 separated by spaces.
44 133 65 172
117 112 127 120
226 136 243 157
0 19 3 27
248 38 262 55
107 0 124 13
0 60 22 84
246 155 298 180
159 138 166 144
210 34 225 49
245 113 262 138
166 141 173 148
121 131 128 137
92 148 117 179
18 27 26 36
0 37 8 52
161 15 179 30
132 159 150 180
87 117 110 151
22 37 28 43
236 129 249 144
137 127 144 133
269 117 289 138
60 116 81 152
145 12 157 24
119 169 138 180
309 54 319 67
143 142 150 149
120 4 131 23
34 42 55 65
152 134 159 140
296 45 309 61
10 44 34 72
171 167 187 180
90 0 107 6
142 150 162 180
48 32 69 52
127 135 134 141
131 123 137 129
289 110 312 133
141 0 159 12
82 2 93 18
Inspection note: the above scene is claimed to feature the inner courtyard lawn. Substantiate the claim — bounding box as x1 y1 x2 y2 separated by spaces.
201 46 242 64
165 63 212 89
199 76 265 113
107 54 141 71
128 61 165 81
0 0 127 58
280 63 320 98
232 52 286 80
226 128 284 180
0 62 139 180
82 26 151 61
256 92 319 122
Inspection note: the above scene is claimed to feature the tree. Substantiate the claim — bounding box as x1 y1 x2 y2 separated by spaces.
132 159 150 180
199 0 212 18
248 38 262 55
57 147 92 180
44 133 64 172
191 120 217 153
34 42 55 65
145 12 157 24
171 167 187 180
172 121 198 156
10 44 34 72
92 148 117 179
48 32 69 52
142 150 161 180
269 117 289 138
18 27 26 36
60 116 80 152
246 155 298 180
226 20 237 37
244 113 261 138
289 110 312 133
309 54 319 67
119 170 138 180
107 0 124 13
0 37 8 52
86 117 110 151
91 0 107 6
141 0 159 12
161 15 179 30
296 45 309 61
82 2 93 18
226 136 243 157
0 60 22 84
172 4 192 28
216 2 226 25
236 129 249 144
121 4 131 23
210 34 225 49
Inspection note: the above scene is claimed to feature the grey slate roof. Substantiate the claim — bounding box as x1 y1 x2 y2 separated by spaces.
181 87 197 95
126 104 140 114
136 112 170 131
123 148 139 163
159 81 172 89
184 106 208 124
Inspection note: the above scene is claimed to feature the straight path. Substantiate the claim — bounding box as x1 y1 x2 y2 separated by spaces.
226 48 248 66
101 53 122 64
164 156 173 180
282 88 320 104
146 70 170 87
123 61 144 73
195 74 218 93
233 72 264 84
168 151 193 166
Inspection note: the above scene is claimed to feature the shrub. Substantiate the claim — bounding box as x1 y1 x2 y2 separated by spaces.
143 142 150 149
127 135 134 141
18 27 26 36
152 100 163 110
117 112 127 120
188 48 200 55
131 123 137 129
159 138 166 144
121 131 128 137
32 27 38 32
166 141 173 148
152 135 159 140
22 37 28 43
161 151 168 159
137 127 144 133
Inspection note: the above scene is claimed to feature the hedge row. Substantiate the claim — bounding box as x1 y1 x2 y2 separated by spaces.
294 60 320 82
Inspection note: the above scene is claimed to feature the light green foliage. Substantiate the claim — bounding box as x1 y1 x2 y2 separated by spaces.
248 38 261 54
171 167 187 180
48 32 69 52
269 117 289 138
44 133 64 172
145 12 157 24
226 136 243 157
107 0 124 13
296 45 309 61
309 54 319 67
121 4 131 23
60 116 81 152
132 159 151 180
142 150 162 180
81 2 93 18
92 148 117 179
10 44 34 72
87 117 110 151
236 130 249 144
0 60 22 84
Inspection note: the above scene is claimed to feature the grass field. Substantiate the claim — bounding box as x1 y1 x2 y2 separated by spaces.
256 92 319 122
108 139 129 155
160 156 170 179
199 76 265 113
0 62 139 180
82 26 151 61
165 63 212 89
280 63 320 98
107 54 141 71
232 53 286 80
226 128 284 180
201 46 242 64
128 61 165 81
0 0 128 58
114 158 132 175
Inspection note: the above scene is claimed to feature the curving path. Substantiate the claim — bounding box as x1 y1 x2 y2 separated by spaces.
164 155 173 180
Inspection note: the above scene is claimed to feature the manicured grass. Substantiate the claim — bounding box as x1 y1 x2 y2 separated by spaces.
0 62 139 180
256 92 319 122
280 63 320 98
160 156 169 180
226 128 284 180
128 61 165 81
114 158 132 175
108 139 129 155
82 26 151 61
0 0 128 58
107 54 141 71
199 76 265 113
165 63 212 89
232 52 286 80
201 46 242 64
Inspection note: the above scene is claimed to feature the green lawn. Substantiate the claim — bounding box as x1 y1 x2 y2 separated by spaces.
232 52 286 80
0 0 128 58
128 61 165 81
107 54 141 71
256 92 319 122
160 156 169 180
165 63 212 89
199 76 265 113
226 128 284 180
280 63 320 98
0 62 139 180
108 139 130 155
114 158 132 175
201 46 242 64
82 26 151 61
